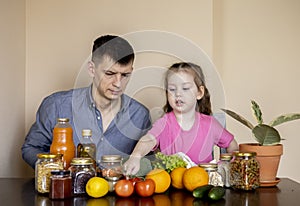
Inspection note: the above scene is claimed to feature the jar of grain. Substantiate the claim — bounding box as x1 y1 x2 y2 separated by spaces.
199 163 223 187
230 152 260 190
35 153 63 193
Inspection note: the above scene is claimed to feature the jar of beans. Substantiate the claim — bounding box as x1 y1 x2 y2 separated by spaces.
230 152 260 190
69 157 96 195
35 153 63 193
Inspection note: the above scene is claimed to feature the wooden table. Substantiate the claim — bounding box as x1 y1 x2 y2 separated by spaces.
1 178 299 205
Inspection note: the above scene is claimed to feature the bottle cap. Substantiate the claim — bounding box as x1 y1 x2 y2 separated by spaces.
57 118 69 123
51 170 70 176
82 129 92 137
37 153 63 159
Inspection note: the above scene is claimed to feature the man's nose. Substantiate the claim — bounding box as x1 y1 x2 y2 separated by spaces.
112 73 122 87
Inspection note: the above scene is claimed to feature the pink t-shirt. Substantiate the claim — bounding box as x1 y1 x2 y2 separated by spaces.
148 111 234 164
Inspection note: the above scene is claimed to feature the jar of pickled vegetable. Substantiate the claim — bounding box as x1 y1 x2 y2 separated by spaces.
69 157 96 195
35 153 63 193
230 152 260 190
99 155 123 181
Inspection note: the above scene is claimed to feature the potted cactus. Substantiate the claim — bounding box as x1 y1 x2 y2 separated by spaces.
222 100 300 187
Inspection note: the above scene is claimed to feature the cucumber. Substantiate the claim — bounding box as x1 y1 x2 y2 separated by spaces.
207 186 226 201
192 184 214 199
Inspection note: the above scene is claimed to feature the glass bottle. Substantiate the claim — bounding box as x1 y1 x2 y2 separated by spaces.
35 153 63 193
50 118 75 169
49 170 72 199
77 129 96 168
218 153 233 187
230 152 260 190
69 157 96 195
199 163 223 187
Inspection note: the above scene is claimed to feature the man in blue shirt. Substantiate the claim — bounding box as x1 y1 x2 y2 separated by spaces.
22 35 152 169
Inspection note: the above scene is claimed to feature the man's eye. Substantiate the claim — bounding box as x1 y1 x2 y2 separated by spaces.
183 87 190 90
121 73 131 78
168 88 176 92
105 71 115 76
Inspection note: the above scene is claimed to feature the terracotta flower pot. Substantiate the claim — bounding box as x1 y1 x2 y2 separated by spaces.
239 143 283 186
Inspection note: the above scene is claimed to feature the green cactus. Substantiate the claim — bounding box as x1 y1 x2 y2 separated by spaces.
221 100 300 146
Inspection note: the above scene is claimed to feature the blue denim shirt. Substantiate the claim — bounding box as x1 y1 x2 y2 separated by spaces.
21 86 151 168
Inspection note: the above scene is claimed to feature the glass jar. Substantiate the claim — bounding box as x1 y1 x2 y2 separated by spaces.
230 152 260 190
49 170 72 199
199 163 223 186
50 118 76 169
218 153 233 187
99 155 123 181
69 157 96 195
35 153 63 193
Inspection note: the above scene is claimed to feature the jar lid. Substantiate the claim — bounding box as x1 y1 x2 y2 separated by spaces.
51 170 70 175
101 155 122 163
37 153 63 159
198 163 218 170
234 152 257 157
220 153 233 161
57 118 69 123
82 129 92 136
71 157 93 165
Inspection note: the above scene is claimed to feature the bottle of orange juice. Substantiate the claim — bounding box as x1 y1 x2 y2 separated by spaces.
50 118 75 169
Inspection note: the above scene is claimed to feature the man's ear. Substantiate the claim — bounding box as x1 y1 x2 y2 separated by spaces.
87 61 95 77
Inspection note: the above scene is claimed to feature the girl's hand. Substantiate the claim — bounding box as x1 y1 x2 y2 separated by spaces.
123 155 142 176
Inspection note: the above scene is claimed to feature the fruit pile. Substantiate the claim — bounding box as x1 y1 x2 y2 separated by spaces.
85 166 225 202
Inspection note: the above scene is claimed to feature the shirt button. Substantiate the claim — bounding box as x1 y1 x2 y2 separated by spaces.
101 137 104 141
97 116 100 120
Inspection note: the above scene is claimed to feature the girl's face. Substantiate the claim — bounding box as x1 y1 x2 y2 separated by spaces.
167 71 204 114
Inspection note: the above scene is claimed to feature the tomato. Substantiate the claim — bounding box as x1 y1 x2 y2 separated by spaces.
129 177 143 186
135 179 156 197
115 179 134 197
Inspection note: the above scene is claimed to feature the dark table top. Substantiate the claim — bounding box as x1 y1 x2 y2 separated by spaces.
0 177 300 206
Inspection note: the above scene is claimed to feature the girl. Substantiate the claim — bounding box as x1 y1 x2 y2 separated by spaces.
124 62 238 175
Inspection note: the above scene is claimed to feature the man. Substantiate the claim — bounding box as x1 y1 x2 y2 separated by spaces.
22 35 151 169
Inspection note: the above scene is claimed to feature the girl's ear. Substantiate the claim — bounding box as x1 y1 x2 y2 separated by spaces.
197 86 205 100
87 61 95 77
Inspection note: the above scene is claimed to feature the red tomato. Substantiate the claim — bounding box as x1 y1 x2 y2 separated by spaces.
129 177 143 186
115 179 134 197
135 179 156 197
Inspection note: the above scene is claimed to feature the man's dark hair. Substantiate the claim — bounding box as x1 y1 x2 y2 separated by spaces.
92 35 134 66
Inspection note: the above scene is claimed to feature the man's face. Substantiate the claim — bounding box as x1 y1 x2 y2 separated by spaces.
89 57 133 101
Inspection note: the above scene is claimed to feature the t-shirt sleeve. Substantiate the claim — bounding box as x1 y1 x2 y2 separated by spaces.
212 117 234 148
147 115 168 150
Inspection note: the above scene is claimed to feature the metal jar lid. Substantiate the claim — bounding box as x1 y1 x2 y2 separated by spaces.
199 163 218 171
101 155 122 163
51 170 71 176
70 157 93 165
37 153 63 159
220 153 233 161
234 152 257 157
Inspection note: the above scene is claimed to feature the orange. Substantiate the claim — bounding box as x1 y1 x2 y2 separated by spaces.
170 167 187 189
182 166 209 192
146 168 171 193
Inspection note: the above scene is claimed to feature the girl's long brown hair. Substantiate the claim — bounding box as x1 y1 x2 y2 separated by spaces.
163 62 212 115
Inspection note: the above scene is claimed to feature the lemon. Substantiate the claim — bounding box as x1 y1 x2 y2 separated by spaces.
86 177 109 198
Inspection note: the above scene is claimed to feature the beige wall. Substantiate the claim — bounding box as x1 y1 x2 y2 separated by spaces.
0 0 25 177
1 0 299 182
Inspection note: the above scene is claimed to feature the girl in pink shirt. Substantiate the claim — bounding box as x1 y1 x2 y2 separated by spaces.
124 62 238 175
